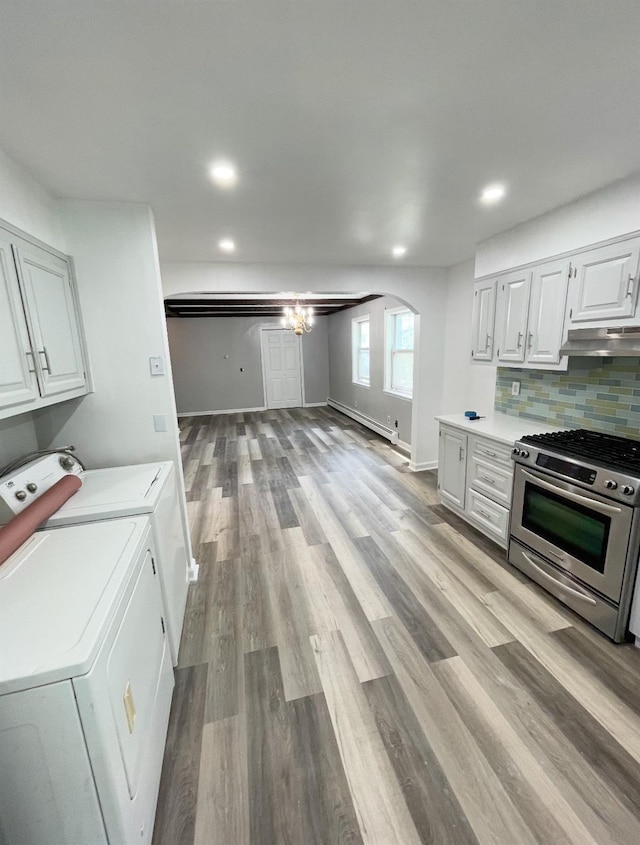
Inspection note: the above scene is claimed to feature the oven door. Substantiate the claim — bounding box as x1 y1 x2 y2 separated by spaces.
511 465 633 602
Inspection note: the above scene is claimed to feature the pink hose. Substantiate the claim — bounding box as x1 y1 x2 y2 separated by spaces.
0 475 83 566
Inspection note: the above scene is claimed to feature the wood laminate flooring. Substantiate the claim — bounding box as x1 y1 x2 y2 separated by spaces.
153 406 640 845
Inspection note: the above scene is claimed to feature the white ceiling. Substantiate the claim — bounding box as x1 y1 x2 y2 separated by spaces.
1 0 639 267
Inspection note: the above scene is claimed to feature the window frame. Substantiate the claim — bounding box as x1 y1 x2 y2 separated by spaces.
384 306 414 400
351 314 371 387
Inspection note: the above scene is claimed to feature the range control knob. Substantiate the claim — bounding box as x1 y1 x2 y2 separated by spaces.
519 449 529 458
14 490 27 501
604 480 618 489
59 455 76 471
26 482 38 493
512 447 519 455
621 485 635 495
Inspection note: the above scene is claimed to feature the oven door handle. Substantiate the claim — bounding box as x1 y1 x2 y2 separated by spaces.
521 550 597 605
520 469 622 516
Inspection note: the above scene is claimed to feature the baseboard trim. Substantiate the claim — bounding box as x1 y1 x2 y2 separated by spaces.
188 557 200 582
327 397 402 444
408 459 437 472
178 406 267 417
396 439 411 455
303 401 328 407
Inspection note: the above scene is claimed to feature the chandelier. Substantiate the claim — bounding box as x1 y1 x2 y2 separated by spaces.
282 300 314 335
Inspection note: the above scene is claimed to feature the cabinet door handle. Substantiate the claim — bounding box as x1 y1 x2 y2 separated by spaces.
627 275 636 298
38 347 52 374
516 331 523 349
476 507 494 522
527 331 533 350
459 446 465 462
25 350 36 374
479 475 495 484
478 448 497 458
485 333 491 350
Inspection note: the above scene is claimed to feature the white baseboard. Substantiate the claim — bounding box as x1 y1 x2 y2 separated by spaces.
188 557 200 582
303 401 328 407
396 439 411 455
178 406 266 417
408 459 437 472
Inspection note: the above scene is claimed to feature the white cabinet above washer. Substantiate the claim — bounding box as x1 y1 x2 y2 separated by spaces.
0 221 89 421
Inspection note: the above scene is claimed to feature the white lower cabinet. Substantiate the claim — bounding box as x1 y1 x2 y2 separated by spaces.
438 425 512 547
437 426 467 509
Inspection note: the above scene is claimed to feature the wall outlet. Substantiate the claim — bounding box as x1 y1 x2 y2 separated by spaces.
149 356 165 376
386 415 391 424
511 381 521 396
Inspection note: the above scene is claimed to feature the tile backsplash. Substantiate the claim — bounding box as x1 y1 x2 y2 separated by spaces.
495 358 640 439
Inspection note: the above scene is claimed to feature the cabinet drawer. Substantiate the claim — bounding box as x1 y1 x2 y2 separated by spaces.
466 488 509 544
469 456 512 506
470 436 513 470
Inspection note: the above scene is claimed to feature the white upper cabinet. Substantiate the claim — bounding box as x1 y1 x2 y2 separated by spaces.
0 233 40 413
526 259 570 365
0 224 89 421
470 279 496 362
13 242 86 397
570 239 640 323
496 270 531 363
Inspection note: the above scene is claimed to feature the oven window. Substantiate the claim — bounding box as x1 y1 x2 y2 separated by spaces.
522 483 609 573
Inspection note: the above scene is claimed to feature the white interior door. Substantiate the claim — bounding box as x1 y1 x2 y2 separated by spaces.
261 329 303 409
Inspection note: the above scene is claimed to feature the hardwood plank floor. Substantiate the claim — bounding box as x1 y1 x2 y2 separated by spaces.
154 406 640 844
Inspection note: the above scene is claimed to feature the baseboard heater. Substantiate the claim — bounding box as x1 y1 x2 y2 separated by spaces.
327 398 399 445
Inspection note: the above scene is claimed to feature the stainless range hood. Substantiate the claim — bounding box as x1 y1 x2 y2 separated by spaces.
560 326 640 357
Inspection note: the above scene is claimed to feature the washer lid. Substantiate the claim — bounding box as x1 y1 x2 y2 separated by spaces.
42 462 172 526
0 516 150 694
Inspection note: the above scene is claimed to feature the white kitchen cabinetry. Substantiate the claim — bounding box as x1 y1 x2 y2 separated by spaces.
0 232 40 413
527 259 570 365
470 279 496 362
437 423 515 547
437 426 467 509
495 271 532 363
569 238 640 324
0 224 88 421
436 415 564 548
471 233 640 370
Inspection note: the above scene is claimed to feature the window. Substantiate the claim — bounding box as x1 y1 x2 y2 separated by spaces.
352 316 370 386
385 308 414 398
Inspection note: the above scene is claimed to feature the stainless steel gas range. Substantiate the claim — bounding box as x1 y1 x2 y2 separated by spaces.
509 429 640 642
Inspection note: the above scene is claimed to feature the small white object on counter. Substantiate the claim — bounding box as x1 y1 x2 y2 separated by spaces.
435 412 568 447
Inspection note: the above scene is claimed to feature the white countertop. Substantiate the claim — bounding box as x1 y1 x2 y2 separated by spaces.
435 412 567 446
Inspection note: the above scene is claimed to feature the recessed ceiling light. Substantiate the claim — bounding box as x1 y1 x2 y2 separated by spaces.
218 238 236 253
392 245 407 258
480 183 506 204
209 160 237 187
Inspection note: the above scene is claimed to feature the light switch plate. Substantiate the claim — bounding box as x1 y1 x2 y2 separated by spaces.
511 381 521 396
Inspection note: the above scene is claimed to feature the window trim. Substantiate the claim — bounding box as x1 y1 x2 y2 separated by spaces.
351 314 371 387
384 306 414 399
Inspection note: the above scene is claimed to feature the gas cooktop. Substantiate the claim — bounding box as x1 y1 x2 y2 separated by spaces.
519 429 640 476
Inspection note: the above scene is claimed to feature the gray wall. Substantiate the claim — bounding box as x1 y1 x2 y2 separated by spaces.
328 296 412 445
167 316 329 414
0 414 39 468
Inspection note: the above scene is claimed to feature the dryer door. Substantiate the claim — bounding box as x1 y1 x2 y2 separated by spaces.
73 540 174 845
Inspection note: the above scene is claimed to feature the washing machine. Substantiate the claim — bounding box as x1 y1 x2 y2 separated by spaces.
0 454 190 665
0 516 174 845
